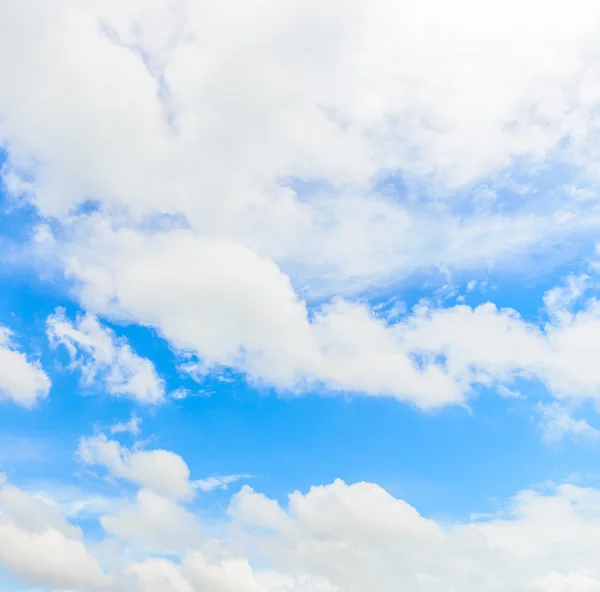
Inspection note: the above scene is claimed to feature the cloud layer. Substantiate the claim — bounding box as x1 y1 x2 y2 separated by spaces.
3 0 600 411
4 1 600 589
4 444 600 591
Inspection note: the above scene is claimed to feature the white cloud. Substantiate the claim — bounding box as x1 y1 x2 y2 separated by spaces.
537 402 600 445
0 483 82 540
62 224 465 408
0 327 51 408
56 227 600 410
4 0 600 413
170 388 191 400
496 385 522 399
78 433 195 501
117 477 600 592
100 489 204 555
4 0 600 298
529 572 600 592
110 412 142 437
0 481 112 591
47 309 164 404
193 475 252 493
8 441 600 591
124 558 194 592
8 4 600 591
3 0 600 208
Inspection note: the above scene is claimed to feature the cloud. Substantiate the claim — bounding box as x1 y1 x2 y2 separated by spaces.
529 572 600 592
7 2 600 589
0 327 51 408
118 477 600 592
5 0 600 414
7 440 600 591
47 308 165 404
4 0 600 298
56 227 600 410
193 475 252 493
537 402 600 445
0 483 82 540
123 558 194 592
78 433 196 501
100 489 204 555
62 223 467 408
3 0 600 208
210 479 600 592
110 412 142 437
0 481 112 591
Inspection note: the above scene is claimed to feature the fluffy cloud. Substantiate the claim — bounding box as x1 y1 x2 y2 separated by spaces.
101 488 204 554
7 3 600 590
529 573 600 592
0 327 51 407
3 0 600 209
47 309 164 404
0 481 112 591
395 294 600 403
56 225 600 409
62 222 465 408
169 479 600 592
3 0 600 293
4 0 600 411
103 477 600 591
78 433 195 501
6 441 600 591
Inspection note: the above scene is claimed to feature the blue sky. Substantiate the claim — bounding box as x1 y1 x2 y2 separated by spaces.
4 1 600 591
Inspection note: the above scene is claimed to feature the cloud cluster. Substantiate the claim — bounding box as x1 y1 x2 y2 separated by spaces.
78 433 195 500
4 446 600 591
0 327 50 407
0 481 112 590
6 263 600 416
3 0 600 286
47 309 165 404
3 0 600 212
4 2 600 589
59 226 600 410
3 0 600 411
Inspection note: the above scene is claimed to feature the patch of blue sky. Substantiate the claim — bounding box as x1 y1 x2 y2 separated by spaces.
278 175 338 203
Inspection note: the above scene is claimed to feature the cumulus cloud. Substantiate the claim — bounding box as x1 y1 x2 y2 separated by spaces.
7 2 600 589
3 0 600 208
6 440 600 591
106 477 600 591
47 308 165 404
100 488 204 554
172 479 600 592
62 439 600 590
78 433 195 501
0 481 112 591
55 226 600 410
0 327 51 407
4 0 600 412
4 0 600 294
78 432 252 502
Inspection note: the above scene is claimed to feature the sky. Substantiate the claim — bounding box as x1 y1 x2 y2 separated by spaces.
4 0 600 590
